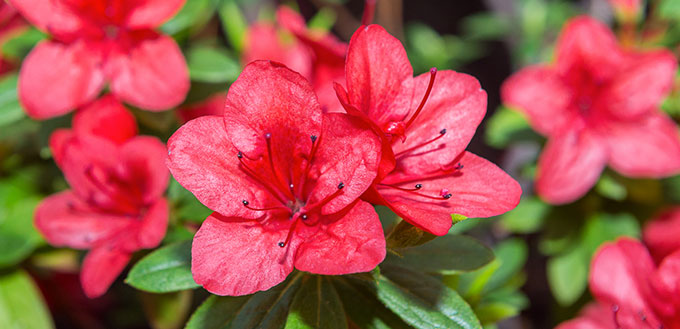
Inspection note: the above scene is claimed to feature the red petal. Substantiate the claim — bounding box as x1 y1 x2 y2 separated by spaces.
166 116 277 219
80 247 131 298
115 197 168 251
345 24 413 125
73 95 137 145
122 0 185 29
396 70 487 172
378 152 521 235
644 208 680 263
35 191 132 249
649 250 680 323
49 129 74 167
535 129 607 204
555 303 616 329
295 201 385 274
106 31 189 111
176 93 226 123
119 136 169 204
191 213 299 296
242 23 312 79
19 40 105 119
603 113 680 177
501 65 575 135
305 113 381 215
599 50 677 120
555 16 625 81
8 0 98 40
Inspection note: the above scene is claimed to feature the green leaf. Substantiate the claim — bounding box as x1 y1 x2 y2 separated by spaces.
1 27 45 60
547 245 587 306
500 197 549 234
659 0 680 20
0 270 54 329
460 13 509 41
218 0 248 53
376 264 482 329
333 277 411 329
161 0 217 36
0 74 25 128
0 196 42 267
386 220 436 249
141 291 192 329
595 173 627 201
126 240 199 293
456 239 528 298
307 7 336 32
185 272 303 329
484 106 535 148
168 178 212 223
187 46 241 83
285 276 347 329
387 235 494 274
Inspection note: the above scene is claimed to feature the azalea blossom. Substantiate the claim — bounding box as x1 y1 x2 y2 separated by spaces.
334 25 521 236
0 3 26 75
644 208 680 263
166 61 385 296
502 16 680 204
11 0 189 119
556 238 680 329
243 6 346 112
36 95 169 298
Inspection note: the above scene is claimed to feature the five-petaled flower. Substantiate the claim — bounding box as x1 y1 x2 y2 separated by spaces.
11 0 190 119
334 25 522 236
36 95 169 298
556 238 680 329
502 16 680 204
167 60 385 296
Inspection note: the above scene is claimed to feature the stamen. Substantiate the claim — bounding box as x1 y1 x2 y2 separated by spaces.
454 162 464 170
241 199 289 212
264 133 294 200
237 152 287 204
395 129 446 157
378 183 451 200
361 0 376 25
612 305 621 329
84 165 140 213
304 182 345 213
278 214 302 248
404 67 437 130
297 134 321 197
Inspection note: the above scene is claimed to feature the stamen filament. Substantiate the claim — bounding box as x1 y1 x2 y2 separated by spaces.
303 182 345 213
395 129 446 157
278 216 301 248
241 200 290 213
378 183 451 200
404 67 437 130
237 153 287 204
265 134 295 200
297 135 321 197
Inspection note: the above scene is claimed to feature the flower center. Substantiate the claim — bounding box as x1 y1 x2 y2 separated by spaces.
383 67 437 141
83 164 144 216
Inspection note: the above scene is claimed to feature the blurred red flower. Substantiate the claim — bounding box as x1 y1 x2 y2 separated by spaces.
243 6 346 112
557 238 680 329
175 92 225 123
502 16 680 204
167 61 384 296
36 95 169 298
335 25 521 236
644 208 680 263
0 3 27 75
11 0 189 119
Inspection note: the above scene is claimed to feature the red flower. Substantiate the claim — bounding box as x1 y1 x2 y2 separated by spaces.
557 238 680 329
36 95 169 298
334 25 521 236
175 92 225 123
502 16 680 204
0 3 26 75
11 0 189 119
644 208 680 263
243 6 346 112
167 61 384 296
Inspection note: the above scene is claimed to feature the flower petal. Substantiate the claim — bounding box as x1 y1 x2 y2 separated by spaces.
191 213 299 296
395 70 487 172
644 208 680 263
295 201 385 274
501 65 574 135
122 0 185 29
604 113 680 177
8 0 98 40
176 93 226 123
345 24 413 125
35 191 131 249
242 23 312 80
535 129 607 204
600 50 677 120
106 31 189 111
378 152 521 235
80 247 131 298
73 95 138 145
119 136 169 204
305 113 381 215
649 250 680 323
115 197 168 251
166 116 276 219
19 40 104 119
49 129 74 167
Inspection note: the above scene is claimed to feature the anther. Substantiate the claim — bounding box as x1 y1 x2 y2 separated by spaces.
338 182 345 189
242 200 249 206
301 214 308 220
440 129 447 135
454 163 464 170
278 242 285 247
311 135 318 143
237 152 243 159
415 184 422 189
443 194 452 199
265 133 272 139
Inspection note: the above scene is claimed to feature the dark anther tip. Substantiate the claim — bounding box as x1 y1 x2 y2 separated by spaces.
242 200 249 205
415 184 422 189
338 182 345 189
265 133 272 139
301 214 308 220
278 242 285 247
440 128 447 135
430 67 438 74
311 135 318 142
443 194 452 199
237 152 243 159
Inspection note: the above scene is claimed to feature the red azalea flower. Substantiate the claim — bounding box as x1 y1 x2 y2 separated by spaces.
557 238 680 329
0 2 26 75
243 6 346 112
175 92 226 123
502 16 680 204
334 25 521 236
644 208 680 263
11 0 189 119
167 61 384 296
36 95 169 298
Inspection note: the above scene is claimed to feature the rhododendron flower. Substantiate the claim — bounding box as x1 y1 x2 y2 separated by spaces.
167 61 385 296
0 3 26 75
243 6 346 112
334 25 521 236
176 92 225 123
502 16 680 204
556 238 680 329
644 208 680 263
36 95 169 298
11 0 190 119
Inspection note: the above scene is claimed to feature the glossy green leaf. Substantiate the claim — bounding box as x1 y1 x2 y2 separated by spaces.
0 270 54 329
386 220 436 249
547 245 587 306
187 46 241 83
387 235 494 274
219 0 248 53
185 273 303 329
126 240 199 293
168 177 213 224
333 277 411 329
141 290 192 329
285 276 346 329
0 172 43 268
0 74 24 128
376 264 482 329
